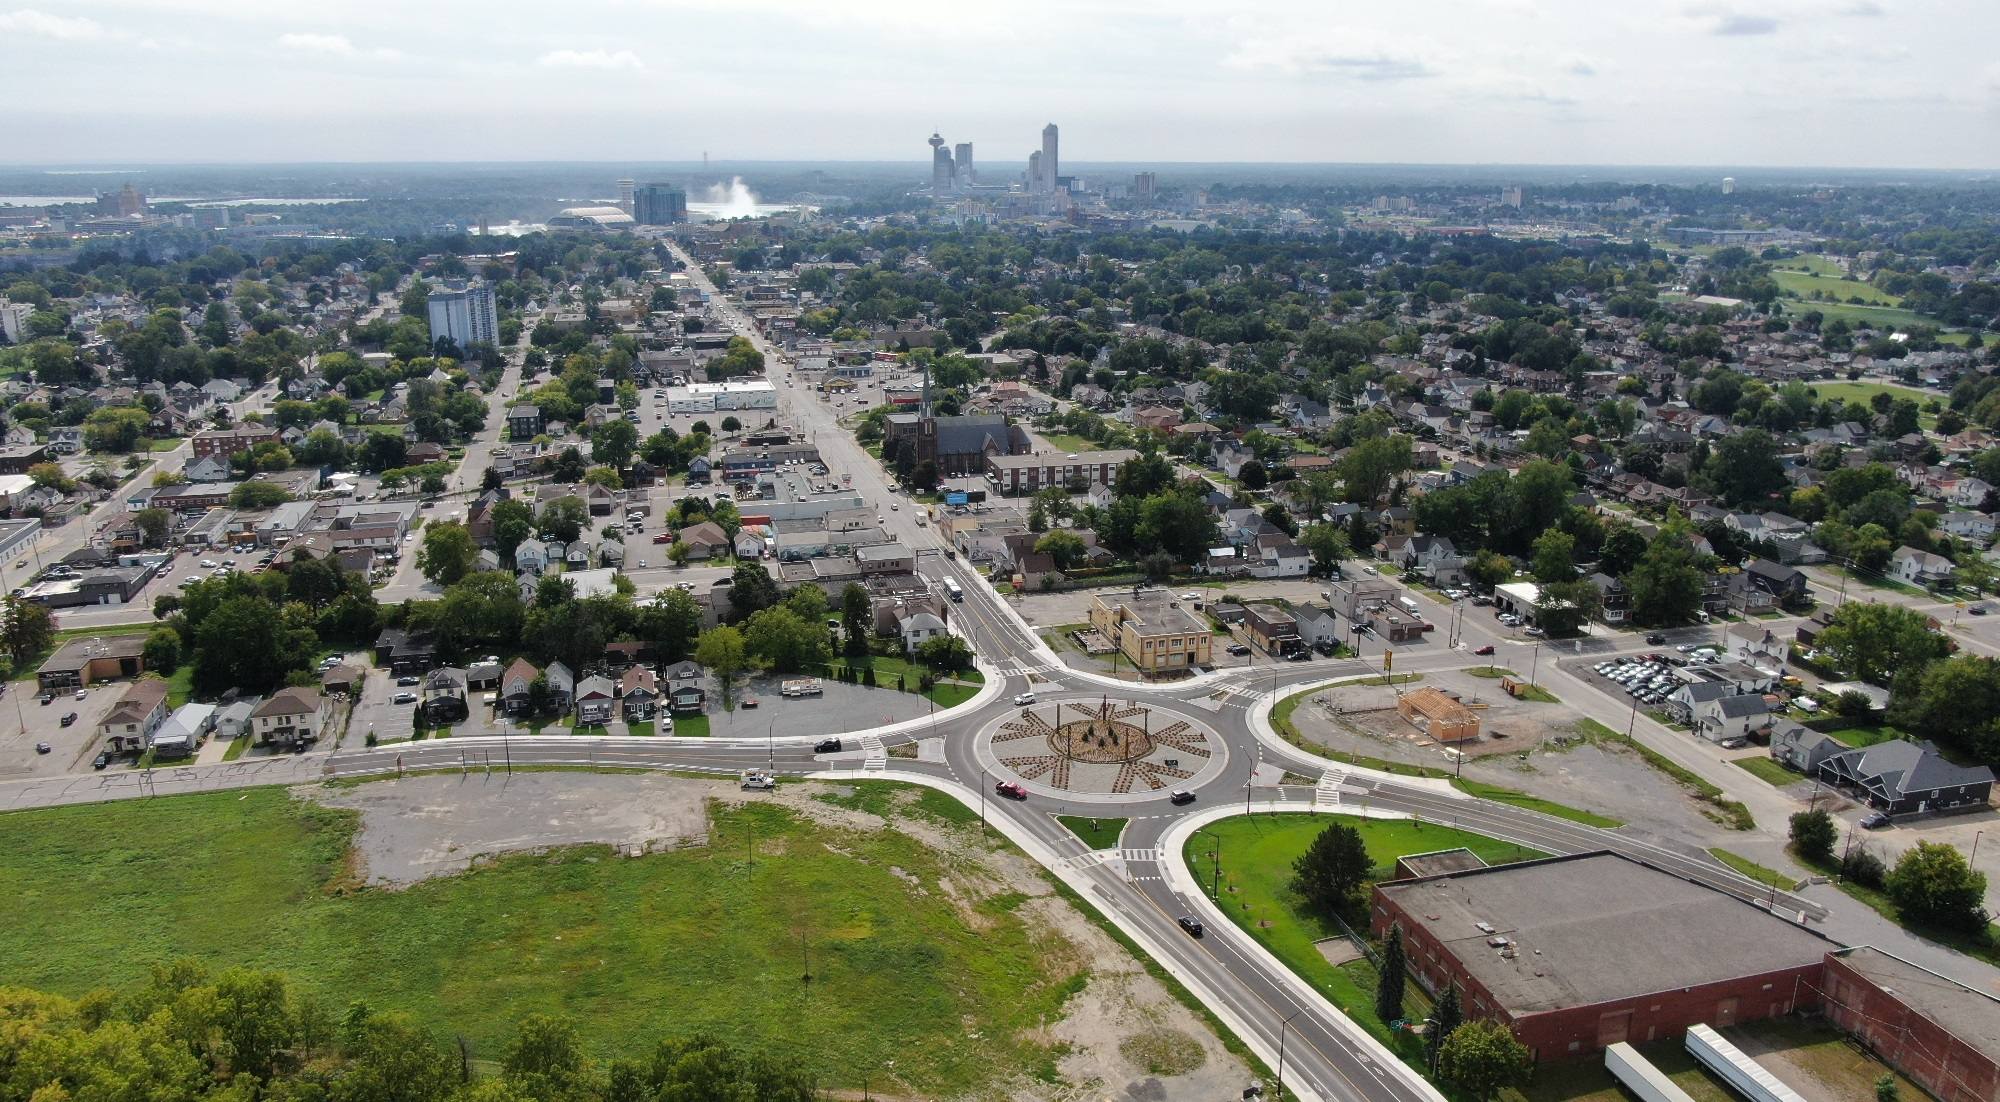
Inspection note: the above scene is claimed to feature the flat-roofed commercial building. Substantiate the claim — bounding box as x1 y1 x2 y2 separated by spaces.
1372 852 1834 1061
1088 590 1212 676
986 448 1138 495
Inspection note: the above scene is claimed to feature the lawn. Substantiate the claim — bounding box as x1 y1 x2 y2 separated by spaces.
1773 269 1901 306
1772 254 1846 277
1821 723 1906 749
1733 756 1801 788
826 654 984 708
624 720 656 737
1187 815 1546 1064
0 787 1086 1095
1036 432 1102 454
1807 379 1935 409
1057 814 1127 849
220 734 250 761
1793 299 1941 332
1451 779 1622 828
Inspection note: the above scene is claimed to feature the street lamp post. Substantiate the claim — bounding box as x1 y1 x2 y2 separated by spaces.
1530 643 1542 689
1275 1009 1303 1096
1973 830 1985 869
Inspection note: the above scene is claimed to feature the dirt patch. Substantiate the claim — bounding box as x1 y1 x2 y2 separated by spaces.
309 772 712 886
1302 669 1575 762
1315 937 1363 967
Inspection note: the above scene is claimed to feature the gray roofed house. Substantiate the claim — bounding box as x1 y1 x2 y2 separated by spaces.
543 660 575 709
574 674 617 725
1665 679 1737 722
1690 692 1772 742
1817 739 1994 817
1771 722 1844 775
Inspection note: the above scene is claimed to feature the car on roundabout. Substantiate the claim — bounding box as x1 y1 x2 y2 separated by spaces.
994 780 1028 800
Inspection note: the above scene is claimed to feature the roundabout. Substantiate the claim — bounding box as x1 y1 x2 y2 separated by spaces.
975 696 1227 802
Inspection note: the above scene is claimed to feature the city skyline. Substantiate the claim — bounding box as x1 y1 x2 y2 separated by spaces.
2 0 1996 169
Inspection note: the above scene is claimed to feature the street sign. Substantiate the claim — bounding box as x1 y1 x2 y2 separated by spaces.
1383 649 1393 673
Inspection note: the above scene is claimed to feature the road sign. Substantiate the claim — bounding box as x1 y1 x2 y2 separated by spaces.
945 492 969 505
1383 649 1393 672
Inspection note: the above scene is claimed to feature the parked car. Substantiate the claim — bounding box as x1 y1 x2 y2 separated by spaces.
92 750 111 770
814 737 843 753
1225 643 1252 657
73 688 86 700
1860 811 1891 830
397 675 421 686
994 781 1029 800
59 713 76 727
653 533 672 544
393 692 417 704
1645 633 1667 645
38 692 52 705
35 740 51 753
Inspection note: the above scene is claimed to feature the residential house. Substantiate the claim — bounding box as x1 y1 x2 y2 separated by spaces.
1294 606 1341 651
896 609 948 652
514 538 551 574
543 660 575 712
1723 623 1786 665
500 658 540 715
574 674 617 725
1690 693 1773 743
149 702 216 759
251 686 331 750
506 405 544 439
1771 722 1846 776
663 660 706 714
1817 740 1994 817
1937 511 1998 545
466 661 503 691
1590 573 1630 625
419 667 469 724
1743 559 1810 606
677 521 731 560
1890 546 1953 589
99 679 170 753
619 666 659 721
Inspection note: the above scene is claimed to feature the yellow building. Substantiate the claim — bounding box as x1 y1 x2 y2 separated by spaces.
1089 591 1213 675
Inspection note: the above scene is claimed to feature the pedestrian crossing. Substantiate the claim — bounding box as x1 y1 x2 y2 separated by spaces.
861 734 887 772
1315 768 1348 809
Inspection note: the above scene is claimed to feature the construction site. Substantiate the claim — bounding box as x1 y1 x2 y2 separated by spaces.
1292 670 1577 765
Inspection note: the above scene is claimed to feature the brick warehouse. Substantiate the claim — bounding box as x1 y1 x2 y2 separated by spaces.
1821 947 2000 1102
1371 852 1835 1061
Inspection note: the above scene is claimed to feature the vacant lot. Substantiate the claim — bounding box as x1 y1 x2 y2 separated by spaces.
0 777 1247 1098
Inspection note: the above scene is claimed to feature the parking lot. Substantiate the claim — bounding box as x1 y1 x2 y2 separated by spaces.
1585 646 1729 726
0 681 120 780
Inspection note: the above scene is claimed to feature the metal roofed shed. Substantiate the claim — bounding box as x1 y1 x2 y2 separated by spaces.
1397 686 1480 743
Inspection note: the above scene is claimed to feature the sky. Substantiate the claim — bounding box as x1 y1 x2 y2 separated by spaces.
3 0 1997 169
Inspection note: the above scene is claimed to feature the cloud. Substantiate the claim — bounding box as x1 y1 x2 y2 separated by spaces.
1222 32 1437 80
536 48 645 71
0 8 110 40
1705 11 1782 34
1561 54 1599 76
1837 0 1884 14
277 32 403 60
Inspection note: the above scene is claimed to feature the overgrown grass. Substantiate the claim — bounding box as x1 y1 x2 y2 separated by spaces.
0 787 1082 1095
1057 815 1127 849
1708 848 1796 889
1575 719 1755 830
1451 779 1623 828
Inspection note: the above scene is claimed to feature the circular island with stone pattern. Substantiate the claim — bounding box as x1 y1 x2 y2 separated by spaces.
976 697 1225 801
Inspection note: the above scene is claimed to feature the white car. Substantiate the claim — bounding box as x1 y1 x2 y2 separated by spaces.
1013 692 1037 706
637 559 647 568
199 559 218 568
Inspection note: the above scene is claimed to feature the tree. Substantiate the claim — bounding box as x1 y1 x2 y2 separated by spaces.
83 406 152 453
1034 530 1087 571
591 418 637 469
1466 549 1513 591
490 498 535 566
416 522 478 587
1340 434 1413 504
915 635 974 673
1430 984 1463 1067
1816 602 1949 687
229 480 292 509
720 415 741 433
134 506 171 548
1438 1019 1533 1102
0 594 53 666
1626 529 1708 626
1375 925 1406 1023
537 496 587 544
26 461 73 492
727 562 783 622
1535 579 1602 636
1704 428 1789 507
1789 808 1837 864
637 588 704 663
191 594 315 694
841 582 872 657
1290 822 1370 917
743 606 829 673
1238 460 1268 490
143 628 182 674
1530 529 1576 584
1299 524 1350 576
1886 841 1990 934
695 625 749 708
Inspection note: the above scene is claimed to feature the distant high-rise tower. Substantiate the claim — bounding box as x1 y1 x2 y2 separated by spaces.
1028 151 1042 192
954 142 974 186
929 132 955 194
616 178 635 214
116 183 145 218
427 280 498 351
1500 185 1524 209
1040 123 1059 193
1721 176 1736 195
633 183 688 225
1133 172 1156 201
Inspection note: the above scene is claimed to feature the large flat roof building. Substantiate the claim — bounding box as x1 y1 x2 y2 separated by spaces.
1088 590 1212 677
1372 852 1834 1061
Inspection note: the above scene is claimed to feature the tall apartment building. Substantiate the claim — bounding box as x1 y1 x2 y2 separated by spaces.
633 184 687 225
1040 123 1059 193
426 280 499 351
0 301 30 345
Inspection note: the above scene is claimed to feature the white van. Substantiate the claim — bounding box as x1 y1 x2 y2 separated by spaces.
1398 595 1420 614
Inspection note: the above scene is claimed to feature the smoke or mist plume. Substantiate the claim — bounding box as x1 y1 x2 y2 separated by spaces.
697 177 760 218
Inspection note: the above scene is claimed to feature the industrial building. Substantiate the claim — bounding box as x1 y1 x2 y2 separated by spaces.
665 380 777 414
1088 591 1212 676
1372 852 1834 1061
1822 947 2000 1102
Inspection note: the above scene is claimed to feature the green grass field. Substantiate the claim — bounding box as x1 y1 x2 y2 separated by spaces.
1187 815 1546 1065
1791 299 1940 332
0 787 1084 1094
1772 254 1846 277
1707 847 1796 890
1733 756 1801 787
1057 815 1127 849
1773 269 1901 306
1036 432 1101 454
1821 723 1907 749
1807 380 1935 408
826 654 984 708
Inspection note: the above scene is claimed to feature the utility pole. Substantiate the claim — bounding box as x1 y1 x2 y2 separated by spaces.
1276 1009 1302 1097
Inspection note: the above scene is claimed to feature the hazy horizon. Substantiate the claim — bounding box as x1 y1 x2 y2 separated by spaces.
5 1 1996 170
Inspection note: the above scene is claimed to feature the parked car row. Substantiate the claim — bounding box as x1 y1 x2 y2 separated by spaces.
1594 655 1684 708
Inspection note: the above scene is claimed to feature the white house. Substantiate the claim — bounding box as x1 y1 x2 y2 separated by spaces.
1890 545 1953 589
1690 693 1773 743
896 610 948 652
